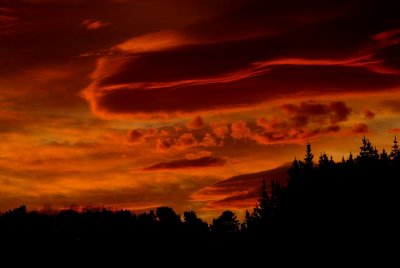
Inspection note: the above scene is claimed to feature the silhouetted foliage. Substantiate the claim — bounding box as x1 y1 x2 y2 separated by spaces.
211 210 240 235
183 210 208 234
0 136 398 252
156 206 181 225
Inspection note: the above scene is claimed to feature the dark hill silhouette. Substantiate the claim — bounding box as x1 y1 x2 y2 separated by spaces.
192 164 289 209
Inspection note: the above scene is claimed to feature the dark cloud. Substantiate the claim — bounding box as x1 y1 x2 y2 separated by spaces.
142 156 226 171
82 19 110 30
363 109 375 119
251 101 349 145
282 101 352 124
118 100 355 149
127 129 144 143
88 65 400 116
352 123 369 134
82 0 400 118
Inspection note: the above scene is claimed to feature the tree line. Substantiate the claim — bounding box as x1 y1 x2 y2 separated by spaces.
1 136 399 247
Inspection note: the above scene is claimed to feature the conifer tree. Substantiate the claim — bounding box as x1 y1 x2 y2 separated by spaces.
304 142 314 168
380 148 390 163
390 136 399 159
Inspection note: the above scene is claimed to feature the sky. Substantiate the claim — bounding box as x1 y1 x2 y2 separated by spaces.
1 0 400 220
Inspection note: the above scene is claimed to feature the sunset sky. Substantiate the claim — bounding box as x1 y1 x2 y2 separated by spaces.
1 0 400 220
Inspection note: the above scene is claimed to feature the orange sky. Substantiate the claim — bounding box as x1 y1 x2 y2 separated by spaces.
1 0 400 220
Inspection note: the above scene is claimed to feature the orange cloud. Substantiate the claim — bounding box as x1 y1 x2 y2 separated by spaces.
82 19 110 30
363 109 375 119
115 31 190 53
231 121 252 140
212 123 229 139
187 115 205 129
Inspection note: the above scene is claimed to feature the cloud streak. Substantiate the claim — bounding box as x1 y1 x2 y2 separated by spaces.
82 19 110 30
142 156 226 171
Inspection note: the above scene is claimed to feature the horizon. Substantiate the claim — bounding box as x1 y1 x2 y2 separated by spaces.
1 0 400 220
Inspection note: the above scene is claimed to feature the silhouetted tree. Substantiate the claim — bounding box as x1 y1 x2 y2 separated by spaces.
211 211 240 234
255 178 271 221
319 153 330 168
304 142 314 168
357 136 376 163
380 148 390 164
137 210 157 226
0 136 399 251
156 207 181 225
346 152 355 166
183 210 208 233
390 136 399 160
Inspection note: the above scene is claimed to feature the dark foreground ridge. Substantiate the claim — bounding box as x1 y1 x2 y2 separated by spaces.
0 136 399 257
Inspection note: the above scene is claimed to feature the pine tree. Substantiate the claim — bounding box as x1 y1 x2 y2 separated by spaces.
258 178 270 214
292 158 300 169
360 136 369 158
358 136 375 162
329 156 335 165
243 210 253 232
318 153 329 168
304 142 314 168
390 136 399 159
253 178 271 225
346 152 354 166
380 148 390 163
289 157 301 180
372 146 379 160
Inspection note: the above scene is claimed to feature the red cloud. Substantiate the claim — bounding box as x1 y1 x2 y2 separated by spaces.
81 0 400 120
126 128 158 144
231 120 252 140
363 109 375 119
82 19 110 30
211 123 229 139
186 115 205 129
177 133 197 148
282 101 352 124
84 59 400 119
201 133 218 147
142 156 226 171
121 100 355 149
250 101 349 145
352 123 369 134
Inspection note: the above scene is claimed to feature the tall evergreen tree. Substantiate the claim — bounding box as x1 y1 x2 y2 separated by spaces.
304 142 314 168
256 178 271 222
380 148 390 163
390 136 399 159
358 136 375 162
